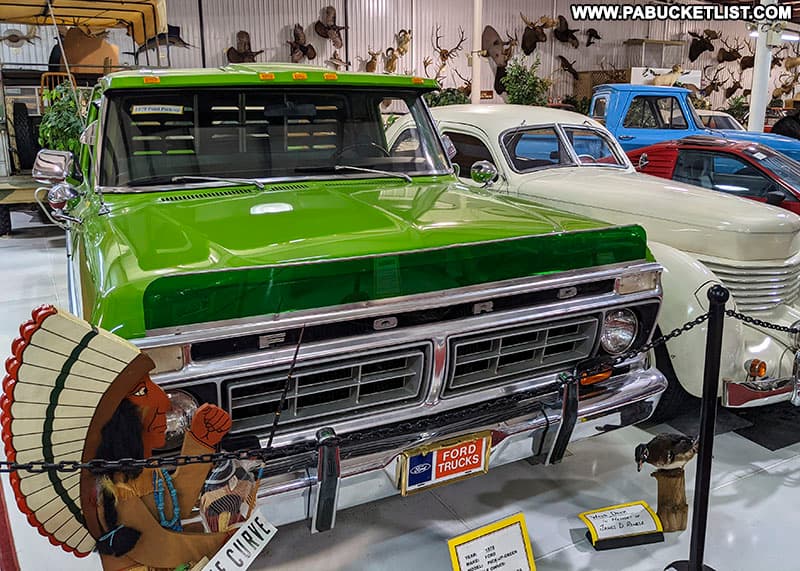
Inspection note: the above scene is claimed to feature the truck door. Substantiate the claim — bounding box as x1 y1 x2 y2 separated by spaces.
615 94 690 151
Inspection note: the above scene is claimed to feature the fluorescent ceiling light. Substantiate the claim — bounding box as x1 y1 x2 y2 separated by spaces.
782 32 800 41
749 31 759 37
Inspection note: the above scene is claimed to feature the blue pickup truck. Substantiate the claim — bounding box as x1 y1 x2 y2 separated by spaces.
590 84 800 162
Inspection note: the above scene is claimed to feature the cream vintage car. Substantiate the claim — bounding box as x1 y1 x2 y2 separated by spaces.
390 104 800 418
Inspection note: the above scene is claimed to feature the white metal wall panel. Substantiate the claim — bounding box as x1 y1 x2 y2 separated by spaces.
0 24 57 70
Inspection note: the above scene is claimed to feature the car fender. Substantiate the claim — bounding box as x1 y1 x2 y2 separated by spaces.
649 241 745 398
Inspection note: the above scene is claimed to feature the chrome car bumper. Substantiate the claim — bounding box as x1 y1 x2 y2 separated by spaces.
723 350 800 408
253 366 666 530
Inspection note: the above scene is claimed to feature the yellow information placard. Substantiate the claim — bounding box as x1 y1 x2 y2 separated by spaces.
578 500 664 551
447 512 536 571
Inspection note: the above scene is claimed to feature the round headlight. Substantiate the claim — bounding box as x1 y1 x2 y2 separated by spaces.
600 309 638 355
159 389 200 451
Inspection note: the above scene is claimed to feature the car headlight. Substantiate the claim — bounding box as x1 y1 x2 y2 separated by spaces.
600 309 638 355
159 389 200 451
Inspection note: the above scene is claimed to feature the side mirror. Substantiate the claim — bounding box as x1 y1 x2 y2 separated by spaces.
32 149 73 184
441 134 457 160
766 190 785 206
638 153 649 170
452 163 461 177
470 160 499 186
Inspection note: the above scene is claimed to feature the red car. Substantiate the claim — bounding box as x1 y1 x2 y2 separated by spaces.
628 135 800 215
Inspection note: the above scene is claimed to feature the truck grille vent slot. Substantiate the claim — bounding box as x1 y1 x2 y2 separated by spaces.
444 317 598 396
158 188 257 202
226 345 429 434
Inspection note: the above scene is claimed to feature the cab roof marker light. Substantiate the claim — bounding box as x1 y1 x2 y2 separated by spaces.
412 77 425 84
324 73 338 81
259 72 276 80
293 72 308 80
143 76 160 84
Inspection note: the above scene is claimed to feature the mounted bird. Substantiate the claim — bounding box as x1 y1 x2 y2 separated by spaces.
557 55 579 80
553 15 579 49
585 28 601 47
285 24 316 64
315 5 347 49
226 30 265 64
635 433 698 472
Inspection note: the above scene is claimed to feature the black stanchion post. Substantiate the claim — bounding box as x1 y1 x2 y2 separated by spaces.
666 285 729 571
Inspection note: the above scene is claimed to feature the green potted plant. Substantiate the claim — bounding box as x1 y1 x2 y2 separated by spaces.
424 88 470 107
38 82 86 155
500 57 552 106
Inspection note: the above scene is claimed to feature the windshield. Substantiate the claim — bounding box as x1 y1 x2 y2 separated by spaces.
100 87 449 188
747 149 800 190
700 113 744 131
501 125 625 172
685 96 705 130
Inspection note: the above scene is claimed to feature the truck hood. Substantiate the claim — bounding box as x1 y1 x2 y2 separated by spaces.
86 178 648 337
516 168 800 261
711 129 800 160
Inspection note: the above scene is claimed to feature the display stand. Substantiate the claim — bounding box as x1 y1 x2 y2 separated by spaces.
665 285 729 571
652 469 688 532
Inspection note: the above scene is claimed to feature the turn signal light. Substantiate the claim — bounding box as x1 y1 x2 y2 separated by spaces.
580 368 613 386
615 270 660 295
745 359 767 378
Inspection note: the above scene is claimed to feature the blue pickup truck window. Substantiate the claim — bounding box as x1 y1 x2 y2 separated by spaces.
623 96 688 130
502 128 574 171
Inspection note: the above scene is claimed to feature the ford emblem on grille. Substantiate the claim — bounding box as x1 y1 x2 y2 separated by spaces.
472 301 494 315
409 463 432 475
557 286 578 300
258 332 286 348
373 316 398 331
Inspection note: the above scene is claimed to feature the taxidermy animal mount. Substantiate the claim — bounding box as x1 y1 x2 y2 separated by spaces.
635 434 698 472
286 24 316 63
226 30 264 63
125 24 192 63
648 64 686 87
315 5 347 49
724 69 743 99
326 50 350 70
687 30 717 62
363 48 381 73
384 47 399 73
557 56 579 81
520 13 552 55
396 29 412 56
585 28 601 47
0 25 39 47
455 69 472 98
717 36 744 63
553 15 579 49
426 26 467 82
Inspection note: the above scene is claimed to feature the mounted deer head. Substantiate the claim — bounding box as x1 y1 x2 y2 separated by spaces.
724 69 743 99
771 45 788 69
454 69 472 97
688 30 716 62
739 39 755 71
364 48 381 73
701 64 725 96
717 36 744 63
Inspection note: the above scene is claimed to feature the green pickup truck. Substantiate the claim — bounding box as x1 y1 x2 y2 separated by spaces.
32 64 666 531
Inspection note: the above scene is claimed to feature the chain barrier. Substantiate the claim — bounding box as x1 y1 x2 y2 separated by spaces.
0 306 795 475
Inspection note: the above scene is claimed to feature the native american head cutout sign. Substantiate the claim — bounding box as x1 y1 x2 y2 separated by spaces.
1 305 246 570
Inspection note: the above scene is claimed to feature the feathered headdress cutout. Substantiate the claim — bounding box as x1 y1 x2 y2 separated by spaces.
1 305 154 557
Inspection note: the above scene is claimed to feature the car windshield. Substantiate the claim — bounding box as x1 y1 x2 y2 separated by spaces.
501 125 625 172
100 87 450 188
748 150 800 190
700 113 744 130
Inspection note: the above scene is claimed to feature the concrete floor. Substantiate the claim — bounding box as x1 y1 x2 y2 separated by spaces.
2 212 800 570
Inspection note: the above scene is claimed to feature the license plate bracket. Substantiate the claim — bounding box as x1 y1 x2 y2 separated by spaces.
398 431 491 495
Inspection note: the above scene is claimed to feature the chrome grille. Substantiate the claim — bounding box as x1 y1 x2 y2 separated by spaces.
226 345 428 433
444 317 599 396
700 258 800 312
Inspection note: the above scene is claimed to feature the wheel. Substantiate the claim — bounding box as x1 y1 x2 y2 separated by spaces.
12 102 39 170
649 328 697 423
0 205 11 236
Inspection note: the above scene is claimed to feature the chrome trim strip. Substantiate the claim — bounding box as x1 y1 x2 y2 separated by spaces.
152 297 659 447
253 366 666 504
137 261 661 346
65 227 83 318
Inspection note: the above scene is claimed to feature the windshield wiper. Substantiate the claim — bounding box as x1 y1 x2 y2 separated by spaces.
335 165 412 183
171 176 265 190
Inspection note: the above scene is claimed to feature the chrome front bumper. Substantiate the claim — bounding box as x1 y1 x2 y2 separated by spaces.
723 350 800 408
254 366 666 529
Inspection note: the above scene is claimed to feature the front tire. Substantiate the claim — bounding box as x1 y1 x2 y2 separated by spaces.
0 205 11 236
649 328 697 423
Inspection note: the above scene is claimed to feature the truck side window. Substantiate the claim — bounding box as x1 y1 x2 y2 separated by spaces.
623 96 687 129
591 96 608 124
444 131 494 175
